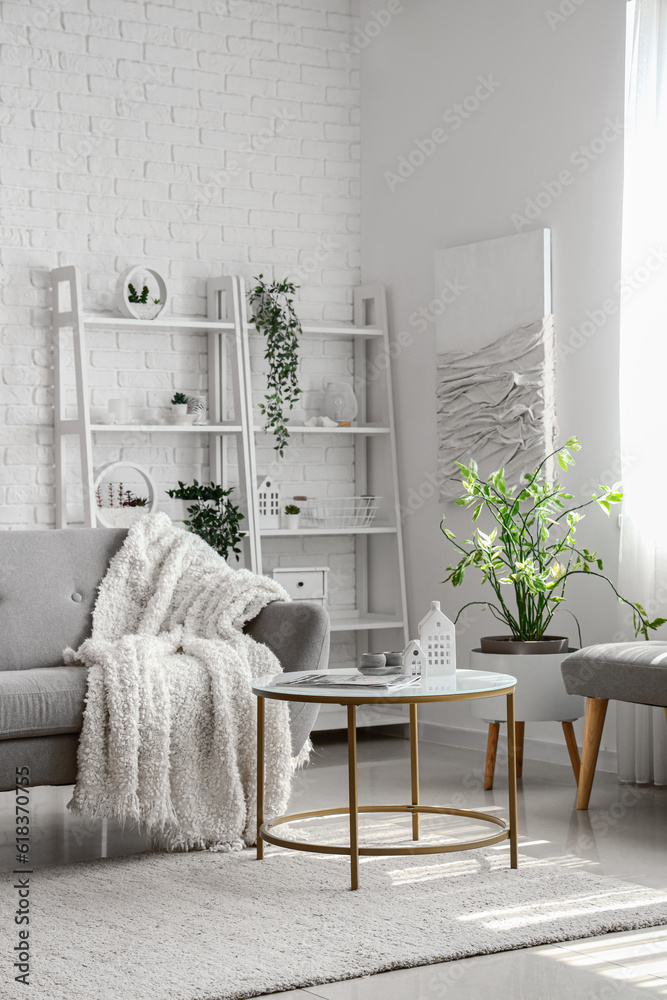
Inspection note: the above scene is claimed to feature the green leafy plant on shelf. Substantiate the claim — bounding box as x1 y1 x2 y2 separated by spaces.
128 282 160 305
441 437 666 643
166 480 246 562
248 275 302 457
284 503 300 515
171 392 188 406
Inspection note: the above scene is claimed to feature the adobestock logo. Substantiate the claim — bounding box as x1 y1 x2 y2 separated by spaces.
341 1 404 63
545 0 588 31
512 118 623 232
385 75 502 192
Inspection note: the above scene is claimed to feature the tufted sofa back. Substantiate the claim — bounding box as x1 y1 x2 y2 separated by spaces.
0 528 128 671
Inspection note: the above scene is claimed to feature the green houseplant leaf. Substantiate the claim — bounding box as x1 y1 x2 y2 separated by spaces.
441 441 661 643
248 275 302 457
166 480 246 562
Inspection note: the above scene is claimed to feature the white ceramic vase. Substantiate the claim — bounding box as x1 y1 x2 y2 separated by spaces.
469 648 584 722
282 514 300 530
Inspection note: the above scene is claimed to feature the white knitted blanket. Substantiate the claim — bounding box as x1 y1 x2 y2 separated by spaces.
65 513 293 852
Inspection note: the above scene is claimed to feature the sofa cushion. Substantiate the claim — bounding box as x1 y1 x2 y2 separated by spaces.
0 528 127 671
561 642 667 707
0 666 88 740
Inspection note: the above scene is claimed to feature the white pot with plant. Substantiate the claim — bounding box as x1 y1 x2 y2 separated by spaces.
165 480 246 563
115 265 168 321
170 392 194 424
442 437 664 784
282 503 300 529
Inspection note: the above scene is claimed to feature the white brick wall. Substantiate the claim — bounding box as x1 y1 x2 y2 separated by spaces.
0 0 360 649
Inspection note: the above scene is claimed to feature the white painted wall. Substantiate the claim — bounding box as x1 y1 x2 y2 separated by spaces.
360 0 628 759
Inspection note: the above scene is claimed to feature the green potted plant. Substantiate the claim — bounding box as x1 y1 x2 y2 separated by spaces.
282 502 300 530
442 438 665 781
248 275 302 457
170 392 191 424
127 281 162 321
166 480 246 562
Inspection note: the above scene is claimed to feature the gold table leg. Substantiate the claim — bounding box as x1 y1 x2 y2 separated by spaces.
410 703 420 841
256 695 264 861
347 704 359 890
507 691 518 869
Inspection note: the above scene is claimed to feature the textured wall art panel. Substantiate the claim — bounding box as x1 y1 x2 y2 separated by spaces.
433 230 555 501
436 315 557 500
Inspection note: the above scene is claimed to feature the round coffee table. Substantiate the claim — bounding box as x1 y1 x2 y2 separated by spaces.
252 668 518 890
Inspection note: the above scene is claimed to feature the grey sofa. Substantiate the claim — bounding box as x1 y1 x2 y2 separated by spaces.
0 528 330 793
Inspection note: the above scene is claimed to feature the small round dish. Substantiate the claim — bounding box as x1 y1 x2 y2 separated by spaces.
358 664 402 676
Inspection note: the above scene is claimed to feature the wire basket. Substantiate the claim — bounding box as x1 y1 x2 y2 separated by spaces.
300 496 381 529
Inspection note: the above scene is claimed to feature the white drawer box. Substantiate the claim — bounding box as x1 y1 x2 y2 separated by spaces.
272 567 329 603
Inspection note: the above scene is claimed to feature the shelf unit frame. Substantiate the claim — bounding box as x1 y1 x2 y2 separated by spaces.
237 278 409 665
51 267 259 570
51 268 409 726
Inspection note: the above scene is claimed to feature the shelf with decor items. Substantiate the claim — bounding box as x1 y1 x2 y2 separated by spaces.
239 281 409 732
50 267 260 570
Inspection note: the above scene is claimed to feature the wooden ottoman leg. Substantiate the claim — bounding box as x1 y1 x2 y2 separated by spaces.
515 722 525 779
562 721 581 783
484 722 500 790
577 698 608 810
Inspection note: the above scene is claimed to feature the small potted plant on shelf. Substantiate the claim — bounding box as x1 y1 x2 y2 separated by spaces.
96 484 150 528
441 437 665 734
170 392 192 424
282 503 300 530
127 281 162 321
166 480 246 562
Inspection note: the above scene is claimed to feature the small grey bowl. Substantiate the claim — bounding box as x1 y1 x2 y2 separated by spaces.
358 663 401 676
360 652 386 669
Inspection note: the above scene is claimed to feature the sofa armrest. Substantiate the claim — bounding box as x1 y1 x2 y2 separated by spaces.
244 601 330 676
244 602 330 756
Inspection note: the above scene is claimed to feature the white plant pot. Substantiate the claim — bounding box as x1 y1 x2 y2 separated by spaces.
469 648 584 723
96 507 150 529
115 265 168 321
171 403 188 417
282 514 300 530
132 301 162 320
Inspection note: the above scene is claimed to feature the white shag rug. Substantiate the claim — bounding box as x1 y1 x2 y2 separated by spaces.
2 815 667 1000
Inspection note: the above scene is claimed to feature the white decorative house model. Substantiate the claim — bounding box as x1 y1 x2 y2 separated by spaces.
403 639 429 678
418 601 456 676
257 476 281 529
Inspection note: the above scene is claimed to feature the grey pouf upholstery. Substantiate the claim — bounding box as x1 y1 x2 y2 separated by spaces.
561 643 667 809
0 528 330 792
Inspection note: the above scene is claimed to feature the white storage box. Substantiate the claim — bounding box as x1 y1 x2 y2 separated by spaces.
271 566 329 606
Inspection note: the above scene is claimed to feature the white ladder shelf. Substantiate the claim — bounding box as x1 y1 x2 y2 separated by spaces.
51 268 409 730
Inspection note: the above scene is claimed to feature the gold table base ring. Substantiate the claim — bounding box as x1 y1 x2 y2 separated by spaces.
261 804 509 857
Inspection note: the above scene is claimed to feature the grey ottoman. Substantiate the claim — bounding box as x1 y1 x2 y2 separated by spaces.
561 642 667 809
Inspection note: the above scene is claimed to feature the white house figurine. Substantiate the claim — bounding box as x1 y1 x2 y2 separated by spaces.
257 475 281 529
418 601 456 676
402 639 429 678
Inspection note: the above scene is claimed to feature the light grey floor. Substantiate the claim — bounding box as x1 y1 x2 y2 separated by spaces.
1 727 666 998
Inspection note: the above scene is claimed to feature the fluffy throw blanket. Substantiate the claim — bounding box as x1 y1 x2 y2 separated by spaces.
65 513 294 852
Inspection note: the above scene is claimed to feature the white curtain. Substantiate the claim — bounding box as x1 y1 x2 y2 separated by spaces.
617 0 667 784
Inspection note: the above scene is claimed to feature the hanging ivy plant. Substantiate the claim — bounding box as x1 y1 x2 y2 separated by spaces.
248 275 302 457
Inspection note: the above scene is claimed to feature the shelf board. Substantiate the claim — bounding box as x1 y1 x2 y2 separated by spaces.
90 423 243 433
253 425 391 435
260 526 397 536
83 314 234 332
328 613 405 632
249 321 383 339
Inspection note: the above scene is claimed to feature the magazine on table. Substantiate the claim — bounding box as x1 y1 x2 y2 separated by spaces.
275 672 421 691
